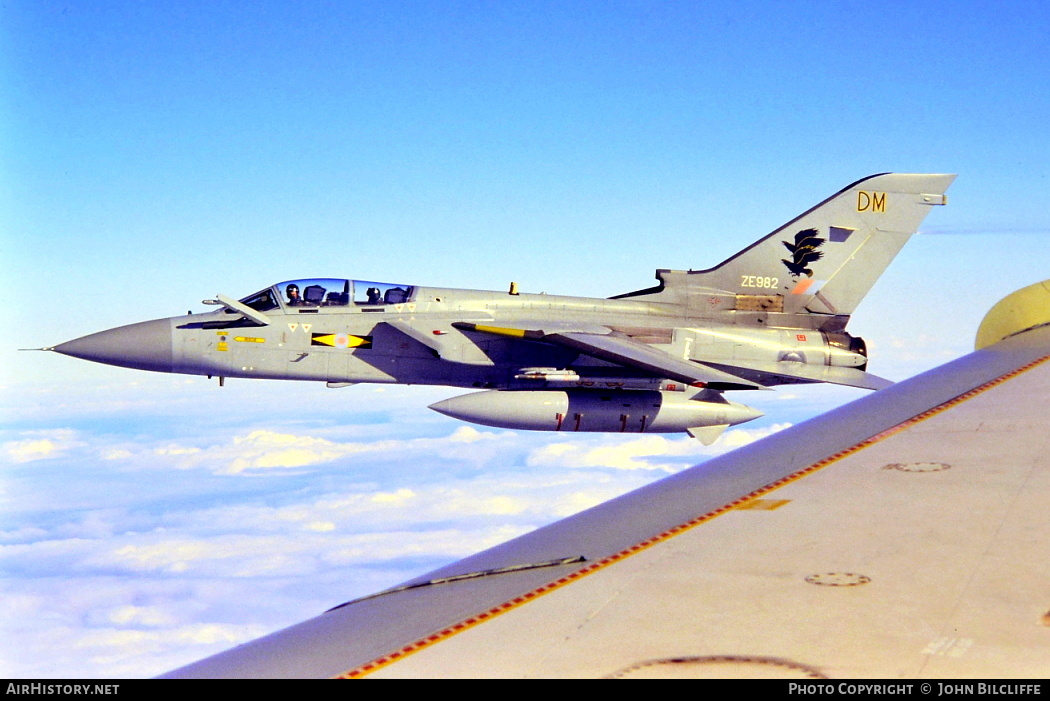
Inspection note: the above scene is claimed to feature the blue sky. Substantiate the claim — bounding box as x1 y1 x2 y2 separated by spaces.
3 0 1050 677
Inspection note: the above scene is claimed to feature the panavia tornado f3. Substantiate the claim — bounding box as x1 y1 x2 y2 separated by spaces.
49 173 955 443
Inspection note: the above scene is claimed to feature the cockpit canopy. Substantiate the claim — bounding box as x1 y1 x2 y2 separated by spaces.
239 278 416 312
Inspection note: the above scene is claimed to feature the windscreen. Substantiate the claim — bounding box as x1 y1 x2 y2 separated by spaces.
277 279 351 307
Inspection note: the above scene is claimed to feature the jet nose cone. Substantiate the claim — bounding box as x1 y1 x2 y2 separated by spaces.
54 318 174 373
726 401 764 426
427 398 452 417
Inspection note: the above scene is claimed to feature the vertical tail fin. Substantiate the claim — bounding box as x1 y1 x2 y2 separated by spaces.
617 173 956 319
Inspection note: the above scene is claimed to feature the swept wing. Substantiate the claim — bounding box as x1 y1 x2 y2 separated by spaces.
454 322 764 390
456 322 890 391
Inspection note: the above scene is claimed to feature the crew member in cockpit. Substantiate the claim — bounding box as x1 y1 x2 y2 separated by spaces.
285 284 304 306
366 287 382 305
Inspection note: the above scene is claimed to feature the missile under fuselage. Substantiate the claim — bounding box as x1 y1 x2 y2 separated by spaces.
428 388 763 437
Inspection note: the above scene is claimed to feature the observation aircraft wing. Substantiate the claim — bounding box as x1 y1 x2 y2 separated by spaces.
164 282 1050 679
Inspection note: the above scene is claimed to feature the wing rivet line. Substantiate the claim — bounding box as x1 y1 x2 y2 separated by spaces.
339 353 1050 679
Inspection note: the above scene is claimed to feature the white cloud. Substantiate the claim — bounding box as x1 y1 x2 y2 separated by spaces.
0 576 281 678
719 422 793 448
525 424 792 472
72 622 268 675
116 425 514 475
154 445 202 456
878 334 968 373
228 429 347 472
446 426 489 443
2 367 809 679
2 429 84 464
371 488 417 505
0 526 49 544
95 536 316 577
548 487 639 518
107 605 174 627
428 491 530 517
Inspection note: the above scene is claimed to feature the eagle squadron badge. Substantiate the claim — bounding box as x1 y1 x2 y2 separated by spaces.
781 228 825 278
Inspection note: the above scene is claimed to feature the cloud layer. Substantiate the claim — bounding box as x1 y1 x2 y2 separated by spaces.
1 374 819 678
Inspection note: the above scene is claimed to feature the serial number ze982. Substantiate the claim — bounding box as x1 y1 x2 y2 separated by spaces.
740 275 779 289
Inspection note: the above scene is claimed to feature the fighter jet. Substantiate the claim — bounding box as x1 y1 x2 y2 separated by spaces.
48 173 954 443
